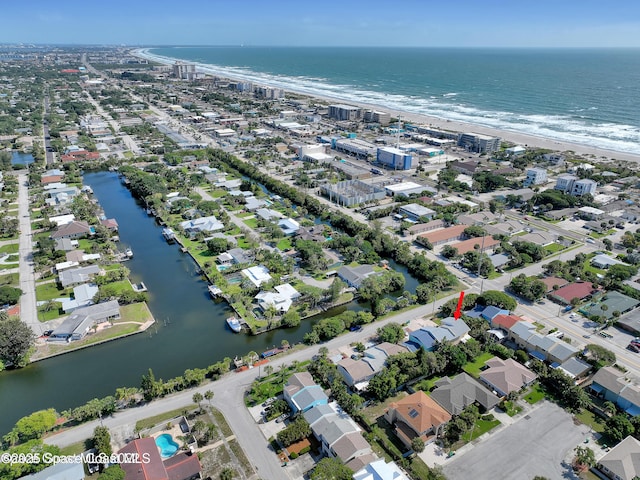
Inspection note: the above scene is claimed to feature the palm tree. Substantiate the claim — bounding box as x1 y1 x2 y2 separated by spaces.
204 390 214 405
192 392 203 411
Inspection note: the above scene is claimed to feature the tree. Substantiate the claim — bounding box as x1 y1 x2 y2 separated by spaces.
0 286 22 305
479 290 517 311
204 390 214 405
282 310 301 327
219 468 236 480
93 426 112 456
0 318 36 367
310 457 353 480
605 414 634 442
441 245 459 259
411 436 426 453
585 344 616 368
193 392 204 409
206 237 230 255
9 409 58 442
377 323 405 344
98 466 126 480
573 445 596 471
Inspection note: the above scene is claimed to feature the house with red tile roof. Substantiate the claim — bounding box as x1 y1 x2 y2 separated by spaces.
540 276 570 293
491 314 523 331
41 174 64 185
384 391 451 448
549 281 598 305
60 150 101 162
117 438 201 480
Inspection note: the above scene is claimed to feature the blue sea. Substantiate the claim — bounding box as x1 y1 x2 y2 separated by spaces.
148 47 640 155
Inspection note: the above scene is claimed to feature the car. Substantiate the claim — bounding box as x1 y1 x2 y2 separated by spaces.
43 330 53 336
349 325 363 332
262 397 277 407
627 344 640 353
586 238 596 244
275 413 289 423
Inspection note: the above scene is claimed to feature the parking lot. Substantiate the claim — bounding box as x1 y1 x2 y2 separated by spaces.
442 402 589 480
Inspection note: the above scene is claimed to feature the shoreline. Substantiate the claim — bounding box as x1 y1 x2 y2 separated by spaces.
133 48 640 164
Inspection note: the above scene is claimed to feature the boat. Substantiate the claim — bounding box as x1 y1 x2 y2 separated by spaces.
125 248 133 258
226 316 242 333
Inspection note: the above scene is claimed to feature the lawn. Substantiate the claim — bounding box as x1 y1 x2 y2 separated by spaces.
524 383 547 404
0 263 18 270
243 218 258 228
37 303 65 322
460 416 501 443
502 400 523 417
36 282 70 302
574 409 606 434
463 352 493 378
0 273 19 286
135 405 198 431
119 302 153 323
414 376 443 393
209 189 227 198
276 238 293 251
236 236 250 249
77 238 94 251
544 243 565 254
0 243 19 254
102 280 134 295
362 392 408 424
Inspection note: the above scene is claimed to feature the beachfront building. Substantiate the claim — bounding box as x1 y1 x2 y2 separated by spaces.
376 147 414 170
329 104 362 121
524 168 547 186
555 175 597 196
457 132 500 154
363 110 391 126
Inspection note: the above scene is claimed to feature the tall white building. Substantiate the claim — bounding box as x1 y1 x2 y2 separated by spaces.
458 132 500 153
555 174 578 192
555 174 597 196
524 168 547 186
329 104 362 121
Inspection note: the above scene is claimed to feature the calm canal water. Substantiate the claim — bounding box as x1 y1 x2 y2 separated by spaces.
0 171 322 434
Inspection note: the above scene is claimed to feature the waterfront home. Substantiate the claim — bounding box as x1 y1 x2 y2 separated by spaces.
283 372 328 413
100 218 119 231
590 367 640 416
337 264 379 289
61 283 99 313
384 391 451 447
278 217 300 236
244 196 267 211
180 215 224 237
479 357 537 397
51 220 92 240
117 437 201 480
337 342 408 390
49 300 120 341
255 208 285 222
60 150 101 162
241 265 271 288
254 283 300 314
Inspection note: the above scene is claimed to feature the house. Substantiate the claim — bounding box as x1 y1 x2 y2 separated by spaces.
549 281 597 305
66 250 101 264
54 238 77 252
51 221 92 240
484 221 523 237
338 342 409 390
255 208 284 222
405 318 470 352
61 283 99 312
353 459 409 480
40 174 65 185
417 225 467 247
592 254 626 269
540 277 569 293
227 248 252 265
244 196 267 211
60 150 101 162
241 265 272 288
508 321 537 348
457 212 497 226
597 435 640 480
49 300 120 341
590 367 640 416
278 218 300 236
59 265 101 288
490 314 523 332
489 253 510 269
480 357 537 397
48 214 75 226
453 236 500 255
254 283 300 313
180 216 224 237
338 264 379 289
283 372 328 413
100 218 119 231
22 461 85 479
480 306 509 322
518 231 555 247
431 373 500 415
384 391 451 447
117 437 201 480
557 357 591 380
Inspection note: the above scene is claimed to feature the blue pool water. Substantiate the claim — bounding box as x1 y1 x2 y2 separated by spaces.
155 434 179 458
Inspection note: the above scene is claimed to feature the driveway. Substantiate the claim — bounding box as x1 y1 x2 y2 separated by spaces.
442 401 589 480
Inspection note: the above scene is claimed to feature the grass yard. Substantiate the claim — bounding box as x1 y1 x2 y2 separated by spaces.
37 303 65 322
58 440 92 456
36 282 70 302
243 218 258 228
276 238 293 251
502 400 523 417
414 376 443 393
574 409 606 434
463 352 493 378
101 280 134 295
544 243 565 254
236 236 250 249
0 243 19 254
209 189 227 198
0 273 19 286
77 238 93 251
134 405 198 431
460 416 501 443
362 392 408 425
119 302 154 323
0 263 18 270
524 383 547 404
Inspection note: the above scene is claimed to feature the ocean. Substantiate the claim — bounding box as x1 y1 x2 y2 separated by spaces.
148 47 640 155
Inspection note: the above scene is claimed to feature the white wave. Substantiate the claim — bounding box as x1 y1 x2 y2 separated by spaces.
136 48 640 155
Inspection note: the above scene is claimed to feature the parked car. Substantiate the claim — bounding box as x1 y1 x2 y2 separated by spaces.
43 330 53 337
275 413 289 423
586 238 596 244
627 343 640 353
262 397 277 407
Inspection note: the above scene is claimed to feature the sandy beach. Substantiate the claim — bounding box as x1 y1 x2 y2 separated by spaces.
134 49 640 165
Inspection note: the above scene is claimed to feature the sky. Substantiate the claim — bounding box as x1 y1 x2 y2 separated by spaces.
2 0 640 47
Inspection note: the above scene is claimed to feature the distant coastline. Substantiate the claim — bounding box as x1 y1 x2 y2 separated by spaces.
133 47 640 163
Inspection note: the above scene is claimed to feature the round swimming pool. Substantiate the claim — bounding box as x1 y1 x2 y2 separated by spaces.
155 433 179 458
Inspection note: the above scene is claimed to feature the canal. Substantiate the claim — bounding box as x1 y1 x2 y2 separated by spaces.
0 171 321 434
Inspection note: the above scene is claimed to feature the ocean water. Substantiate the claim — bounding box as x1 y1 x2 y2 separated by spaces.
148 47 640 155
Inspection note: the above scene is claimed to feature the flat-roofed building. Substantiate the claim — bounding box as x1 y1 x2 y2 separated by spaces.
417 224 467 247
321 180 386 207
329 104 362 121
377 147 414 170
458 132 500 153
398 203 435 221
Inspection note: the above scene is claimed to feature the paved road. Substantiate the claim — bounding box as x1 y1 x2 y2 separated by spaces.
17 172 40 333
45 299 450 479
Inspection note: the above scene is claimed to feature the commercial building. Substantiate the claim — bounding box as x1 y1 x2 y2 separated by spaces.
321 180 386 207
417 224 467 247
363 110 391 126
376 147 413 170
384 182 435 198
457 133 500 153
524 168 547 186
334 138 377 159
398 203 435 221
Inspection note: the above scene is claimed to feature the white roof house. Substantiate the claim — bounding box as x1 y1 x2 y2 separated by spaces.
278 218 300 235
353 459 409 480
180 216 224 236
48 214 76 226
254 283 301 313
61 283 99 313
242 265 272 288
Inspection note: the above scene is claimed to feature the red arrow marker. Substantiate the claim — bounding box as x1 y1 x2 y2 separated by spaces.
453 291 465 320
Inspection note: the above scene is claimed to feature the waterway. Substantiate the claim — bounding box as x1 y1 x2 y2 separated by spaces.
0 171 420 434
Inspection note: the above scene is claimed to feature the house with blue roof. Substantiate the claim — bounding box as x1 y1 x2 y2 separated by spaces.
405 318 470 352
283 372 328 413
481 306 510 322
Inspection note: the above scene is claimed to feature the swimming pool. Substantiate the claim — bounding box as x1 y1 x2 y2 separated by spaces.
155 433 179 458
